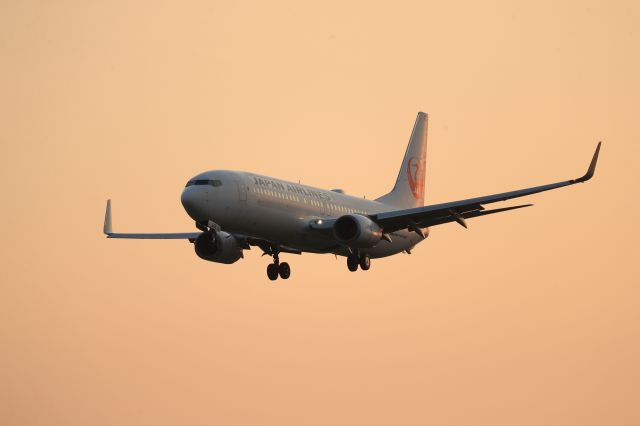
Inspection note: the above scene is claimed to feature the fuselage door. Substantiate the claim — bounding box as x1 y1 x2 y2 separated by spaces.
232 173 248 201
322 199 331 217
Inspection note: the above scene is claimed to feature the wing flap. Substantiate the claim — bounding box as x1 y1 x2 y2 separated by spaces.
420 204 533 228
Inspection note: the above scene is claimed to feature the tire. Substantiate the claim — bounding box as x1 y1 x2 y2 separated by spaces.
279 262 291 279
359 254 371 271
267 263 279 281
347 254 359 272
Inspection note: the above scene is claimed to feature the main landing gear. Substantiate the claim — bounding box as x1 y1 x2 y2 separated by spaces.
347 253 371 272
266 250 291 281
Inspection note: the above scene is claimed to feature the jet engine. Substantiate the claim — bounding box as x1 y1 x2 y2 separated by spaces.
194 230 243 264
333 214 383 248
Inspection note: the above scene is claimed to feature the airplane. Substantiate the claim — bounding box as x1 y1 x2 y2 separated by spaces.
103 112 601 280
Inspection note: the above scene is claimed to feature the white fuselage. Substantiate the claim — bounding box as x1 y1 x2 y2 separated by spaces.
180 170 427 258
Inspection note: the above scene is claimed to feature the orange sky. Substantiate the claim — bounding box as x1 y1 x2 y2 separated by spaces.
1 1 639 425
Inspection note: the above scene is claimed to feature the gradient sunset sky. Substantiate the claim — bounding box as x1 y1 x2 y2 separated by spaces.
1 1 639 425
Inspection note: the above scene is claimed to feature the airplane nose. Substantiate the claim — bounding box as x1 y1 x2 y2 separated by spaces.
181 183 214 223
181 187 201 218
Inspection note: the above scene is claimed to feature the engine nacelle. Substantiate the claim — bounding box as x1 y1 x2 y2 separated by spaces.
333 214 383 248
194 230 243 264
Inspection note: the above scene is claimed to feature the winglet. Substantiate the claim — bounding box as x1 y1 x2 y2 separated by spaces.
103 199 112 235
574 142 601 183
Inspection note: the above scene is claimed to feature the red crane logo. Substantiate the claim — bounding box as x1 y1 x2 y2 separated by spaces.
407 156 425 199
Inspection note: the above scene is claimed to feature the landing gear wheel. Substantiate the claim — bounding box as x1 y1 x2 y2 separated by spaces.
359 254 371 271
347 254 359 272
267 263 279 281
278 262 291 279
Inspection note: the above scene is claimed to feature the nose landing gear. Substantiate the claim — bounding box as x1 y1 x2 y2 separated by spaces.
347 252 371 272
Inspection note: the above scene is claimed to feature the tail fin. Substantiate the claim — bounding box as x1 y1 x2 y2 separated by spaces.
376 112 428 208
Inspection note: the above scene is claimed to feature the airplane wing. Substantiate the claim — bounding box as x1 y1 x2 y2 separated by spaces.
103 201 299 255
369 142 601 233
103 200 201 239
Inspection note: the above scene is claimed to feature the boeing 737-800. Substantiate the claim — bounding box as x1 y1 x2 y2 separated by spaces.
103 113 601 280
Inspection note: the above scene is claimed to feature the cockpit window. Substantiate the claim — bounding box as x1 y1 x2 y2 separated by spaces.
185 179 223 187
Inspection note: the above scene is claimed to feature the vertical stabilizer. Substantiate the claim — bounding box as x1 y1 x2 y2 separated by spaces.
376 112 428 208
